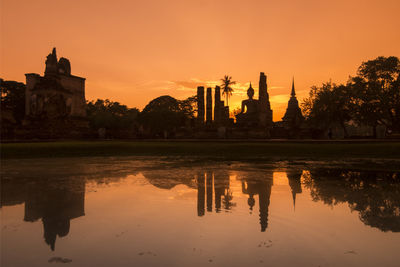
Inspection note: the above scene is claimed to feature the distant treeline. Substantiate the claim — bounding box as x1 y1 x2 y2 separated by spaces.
86 95 196 138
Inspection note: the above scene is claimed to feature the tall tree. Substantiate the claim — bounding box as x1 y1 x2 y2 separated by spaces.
139 95 196 137
220 75 236 106
301 82 352 136
0 79 26 124
350 56 400 135
86 99 139 135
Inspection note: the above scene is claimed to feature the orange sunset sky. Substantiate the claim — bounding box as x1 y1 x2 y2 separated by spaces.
1 0 399 121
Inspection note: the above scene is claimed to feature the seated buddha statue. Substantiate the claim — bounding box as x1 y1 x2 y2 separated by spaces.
235 83 259 126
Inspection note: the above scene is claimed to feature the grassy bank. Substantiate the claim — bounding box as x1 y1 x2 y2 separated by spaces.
1 140 400 160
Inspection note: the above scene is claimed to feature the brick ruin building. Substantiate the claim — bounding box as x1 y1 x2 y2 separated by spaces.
23 48 88 138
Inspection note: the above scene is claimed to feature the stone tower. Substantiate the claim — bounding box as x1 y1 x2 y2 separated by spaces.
257 72 273 127
197 86 205 124
206 87 213 124
214 86 221 123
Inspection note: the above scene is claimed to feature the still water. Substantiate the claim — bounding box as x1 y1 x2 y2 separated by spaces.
1 157 399 267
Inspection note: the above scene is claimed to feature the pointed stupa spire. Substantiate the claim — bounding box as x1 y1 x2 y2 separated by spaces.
291 77 296 97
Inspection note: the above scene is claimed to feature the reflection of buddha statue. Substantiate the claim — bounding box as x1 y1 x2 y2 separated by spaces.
236 83 259 126
241 176 273 232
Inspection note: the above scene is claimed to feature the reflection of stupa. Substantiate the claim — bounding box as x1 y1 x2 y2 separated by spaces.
287 169 303 210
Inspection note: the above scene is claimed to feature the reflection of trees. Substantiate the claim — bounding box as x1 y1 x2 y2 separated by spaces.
304 169 400 232
142 169 196 189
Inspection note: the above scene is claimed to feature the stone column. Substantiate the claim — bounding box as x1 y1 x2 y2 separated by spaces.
258 72 273 127
258 72 268 107
197 86 205 125
206 87 212 124
214 86 221 124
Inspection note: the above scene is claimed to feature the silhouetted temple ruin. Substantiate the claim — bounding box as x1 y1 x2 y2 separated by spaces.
236 72 273 129
193 72 309 138
282 78 304 128
23 47 88 138
257 72 273 127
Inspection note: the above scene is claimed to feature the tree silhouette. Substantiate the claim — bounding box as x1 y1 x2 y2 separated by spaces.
86 99 139 137
139 95 196 137
0 79 26 124
302 82 352 137
350 56 400 135
220 75 236 106
302 56 400 137
303 169 400 232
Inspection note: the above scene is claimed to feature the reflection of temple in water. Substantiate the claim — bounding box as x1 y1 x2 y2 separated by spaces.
240 170 302 231
241 173 273 232
1 178 85 251
196 170 232 216
195 169 303 232
287 170 303 210
25 180 85 250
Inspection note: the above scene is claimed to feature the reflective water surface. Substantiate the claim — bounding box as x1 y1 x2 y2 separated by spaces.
1 157 400 267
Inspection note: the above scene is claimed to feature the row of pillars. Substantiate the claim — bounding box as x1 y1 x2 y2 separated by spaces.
197 86 227 125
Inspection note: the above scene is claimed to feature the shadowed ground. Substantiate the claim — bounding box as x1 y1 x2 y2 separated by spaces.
1 140 400 161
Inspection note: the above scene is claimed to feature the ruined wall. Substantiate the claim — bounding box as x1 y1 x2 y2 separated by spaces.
25 74 41 116
59 75 86 117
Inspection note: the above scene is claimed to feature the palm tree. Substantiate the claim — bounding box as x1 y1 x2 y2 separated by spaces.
220 75 236 106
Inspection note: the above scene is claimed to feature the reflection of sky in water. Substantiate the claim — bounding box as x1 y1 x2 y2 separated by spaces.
1 158 400 267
